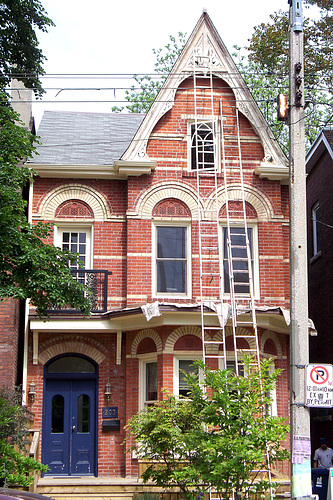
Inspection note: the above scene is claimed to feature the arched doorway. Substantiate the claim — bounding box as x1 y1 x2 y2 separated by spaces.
42 355 98 476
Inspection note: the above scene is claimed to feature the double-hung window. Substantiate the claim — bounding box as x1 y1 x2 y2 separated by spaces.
154 224 190 297
55 227 92 283
173 357 200 397
190 121 217 171
222 225 258 296
139 358 158 410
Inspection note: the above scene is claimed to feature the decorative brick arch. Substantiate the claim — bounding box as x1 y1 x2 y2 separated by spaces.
55 200 94 219
165 326 206 353
131 329 162 356
131 182 200 220
211 327 257 355
37 184 112 221
38 341 106 365
153 198 191 218
208 185 274 222
260 330 282 359
219 201 257 219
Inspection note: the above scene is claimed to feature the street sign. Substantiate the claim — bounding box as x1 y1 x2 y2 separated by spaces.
306 364 333 407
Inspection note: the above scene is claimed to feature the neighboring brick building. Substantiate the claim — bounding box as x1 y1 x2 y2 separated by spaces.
306 128 333 447
9 11 294 494
0 81 35 389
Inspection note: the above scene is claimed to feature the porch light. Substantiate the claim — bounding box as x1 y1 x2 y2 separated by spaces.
28 381 36 403
105 381 111 403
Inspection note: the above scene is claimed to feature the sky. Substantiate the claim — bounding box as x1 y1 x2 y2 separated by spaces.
31 0 292 128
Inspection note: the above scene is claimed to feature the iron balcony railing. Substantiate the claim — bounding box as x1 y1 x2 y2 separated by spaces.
50 269 112 314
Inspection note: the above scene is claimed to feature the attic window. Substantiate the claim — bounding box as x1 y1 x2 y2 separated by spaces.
190 122 216 170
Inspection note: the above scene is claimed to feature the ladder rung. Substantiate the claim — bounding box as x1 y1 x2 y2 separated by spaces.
204 355 227 359
204 341 224 345
202 325 223 330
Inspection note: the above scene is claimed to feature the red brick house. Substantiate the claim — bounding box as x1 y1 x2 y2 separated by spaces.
5 11 295 496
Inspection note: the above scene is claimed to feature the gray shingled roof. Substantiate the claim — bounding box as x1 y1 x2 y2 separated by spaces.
30 110 145 165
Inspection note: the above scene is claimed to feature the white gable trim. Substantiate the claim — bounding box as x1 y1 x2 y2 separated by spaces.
122 12 288 174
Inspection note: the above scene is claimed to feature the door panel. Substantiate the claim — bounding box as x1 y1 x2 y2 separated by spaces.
43 379 96 476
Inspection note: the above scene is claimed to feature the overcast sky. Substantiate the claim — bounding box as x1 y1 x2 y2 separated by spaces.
31 0 293 127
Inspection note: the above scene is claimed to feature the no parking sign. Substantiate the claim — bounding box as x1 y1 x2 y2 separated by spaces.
306 364 333 407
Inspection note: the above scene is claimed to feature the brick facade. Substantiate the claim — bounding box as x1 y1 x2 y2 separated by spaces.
3 12 292 484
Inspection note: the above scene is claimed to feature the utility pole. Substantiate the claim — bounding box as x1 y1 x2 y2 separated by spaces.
288 1 311 498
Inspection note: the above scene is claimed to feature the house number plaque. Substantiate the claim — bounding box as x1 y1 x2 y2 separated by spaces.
102 407 118 418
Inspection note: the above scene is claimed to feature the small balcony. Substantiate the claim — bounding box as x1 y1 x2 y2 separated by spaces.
49 269 111 314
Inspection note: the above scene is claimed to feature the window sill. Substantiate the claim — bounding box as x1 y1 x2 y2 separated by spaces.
310 251 322 264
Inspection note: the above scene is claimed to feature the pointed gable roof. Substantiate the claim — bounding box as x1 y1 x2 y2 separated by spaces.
306 129 333 174
121 11 288 181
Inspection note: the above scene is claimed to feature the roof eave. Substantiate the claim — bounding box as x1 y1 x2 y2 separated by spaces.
254 161 290 184
28 160 156 179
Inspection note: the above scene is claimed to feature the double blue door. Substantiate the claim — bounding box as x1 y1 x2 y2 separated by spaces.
43 379 96 475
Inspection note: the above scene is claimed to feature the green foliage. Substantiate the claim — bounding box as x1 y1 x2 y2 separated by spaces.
0 387 47 486
0 0 54 97
0 99 92 317
126 358 289 500
244 1 333 150
112 33 187 113
0 1 91 317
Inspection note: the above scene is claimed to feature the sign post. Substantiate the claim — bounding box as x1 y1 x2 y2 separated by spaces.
306 364 333 408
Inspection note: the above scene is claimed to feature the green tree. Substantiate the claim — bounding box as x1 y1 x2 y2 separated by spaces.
0 1 91 317
112 33 187 113
0 0 54 97
244 1 333 149
126 358 289 500
0 387 47 486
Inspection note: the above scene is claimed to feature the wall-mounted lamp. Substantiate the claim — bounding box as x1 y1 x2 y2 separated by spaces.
105 381 111 403
28 381 36 403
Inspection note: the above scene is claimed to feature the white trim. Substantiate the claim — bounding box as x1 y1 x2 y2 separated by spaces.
152 221 192 299
312 201 320 256
266 363 278 417
54 224 93 269
139 355 158 411
187 119 220 172
173 354 202 396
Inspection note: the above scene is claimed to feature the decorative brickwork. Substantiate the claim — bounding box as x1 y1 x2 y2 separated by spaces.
260 330 282 358
131 329 163 356
214 327 256 353
219 201 257 219
215 186 274 222
55 199 94 218
131 182 199 220
38 341 106 365
152 198 191 218
174 334 202 351
37 183 112 221
164 326 203 353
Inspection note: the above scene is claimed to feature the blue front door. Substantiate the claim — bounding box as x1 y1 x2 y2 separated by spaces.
42 359 97 476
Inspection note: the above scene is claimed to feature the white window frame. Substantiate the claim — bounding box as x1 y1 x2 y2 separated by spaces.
152 222 192 299
187 119 220 172
264 362 278 417
139 354 158 411
220 223 259 298
312 202 320 256
173 355 202 397
54 224 93 269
